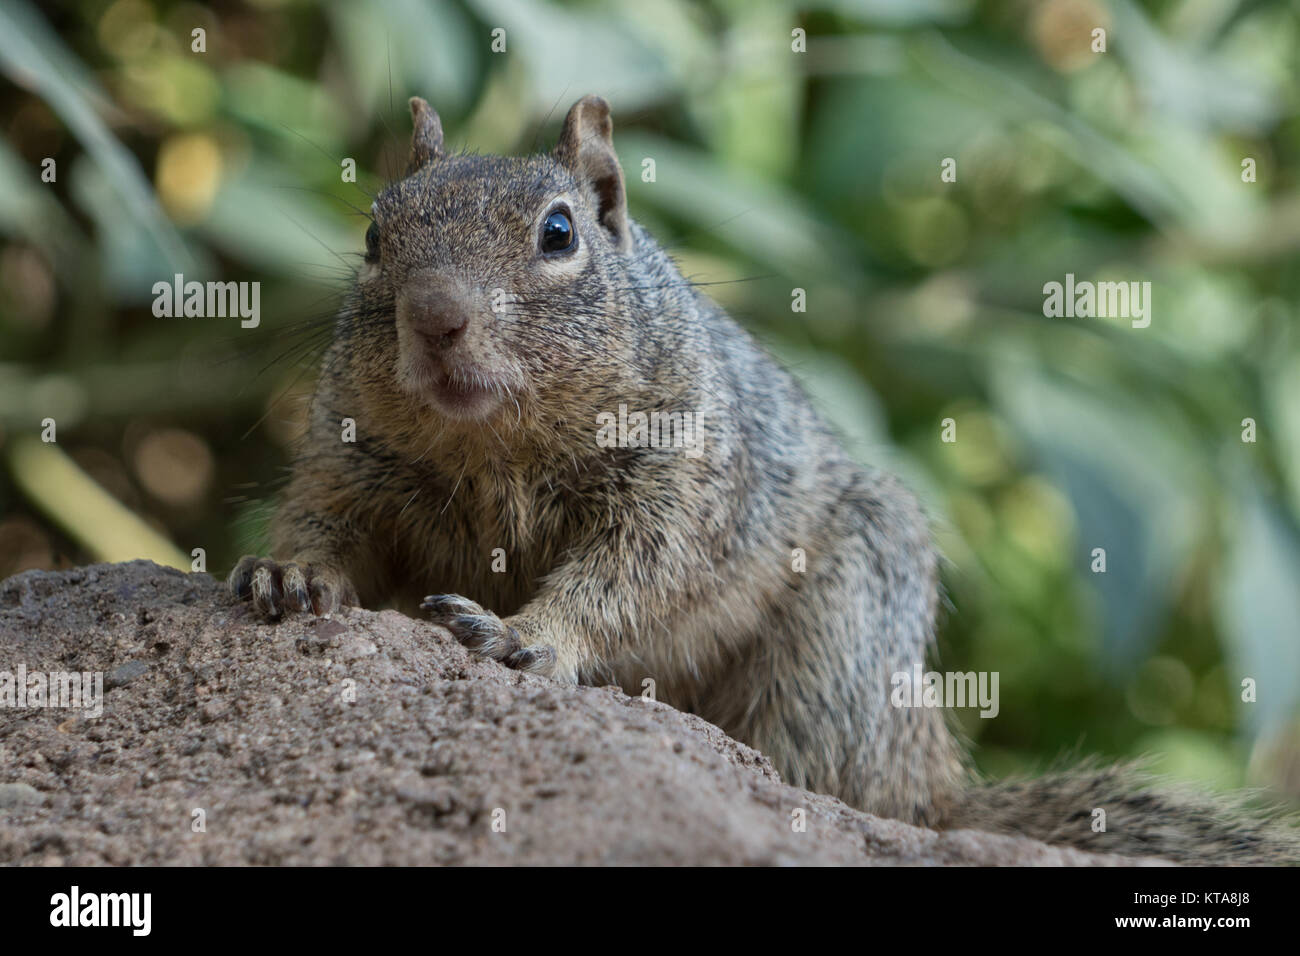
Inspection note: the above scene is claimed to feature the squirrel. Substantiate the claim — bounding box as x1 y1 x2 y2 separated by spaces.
230 94 1298 864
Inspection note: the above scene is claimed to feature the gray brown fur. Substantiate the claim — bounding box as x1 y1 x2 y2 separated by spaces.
229 95 1298 864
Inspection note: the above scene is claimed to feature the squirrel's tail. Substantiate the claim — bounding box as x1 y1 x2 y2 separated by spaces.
941 761 1300 864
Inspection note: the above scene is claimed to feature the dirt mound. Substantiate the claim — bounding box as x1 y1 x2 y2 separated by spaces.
0 561 1146 865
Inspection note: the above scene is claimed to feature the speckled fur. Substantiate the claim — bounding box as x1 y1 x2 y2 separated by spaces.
230 96 1298 863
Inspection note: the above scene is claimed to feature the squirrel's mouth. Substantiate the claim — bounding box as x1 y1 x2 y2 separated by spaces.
396 327 515 421
422 369 509 420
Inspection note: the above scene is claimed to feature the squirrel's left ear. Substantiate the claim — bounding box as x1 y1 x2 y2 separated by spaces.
554 95 630 252
407 97 445 174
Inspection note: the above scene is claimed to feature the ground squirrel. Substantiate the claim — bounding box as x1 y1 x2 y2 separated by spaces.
231 94 1298 863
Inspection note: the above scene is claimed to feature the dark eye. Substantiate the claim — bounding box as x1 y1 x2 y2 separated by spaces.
540 209 575 254
364 221 380 261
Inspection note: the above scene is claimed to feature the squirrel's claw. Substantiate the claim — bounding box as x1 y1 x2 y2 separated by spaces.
420 593 481 617
423 593 556 675
251 561 285 619
503 644 557 675
280 563 312 612
450 613 520 659
421 590 514 658
229 555 354 620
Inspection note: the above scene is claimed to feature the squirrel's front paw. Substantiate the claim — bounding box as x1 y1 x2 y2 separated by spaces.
421 594 557 675
229 556 357 620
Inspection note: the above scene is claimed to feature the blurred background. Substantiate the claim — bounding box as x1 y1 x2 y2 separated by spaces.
2 0 1299 800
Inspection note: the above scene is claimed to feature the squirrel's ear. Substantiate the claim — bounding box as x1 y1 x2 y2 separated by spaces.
407 97 445 174
554 95 630 252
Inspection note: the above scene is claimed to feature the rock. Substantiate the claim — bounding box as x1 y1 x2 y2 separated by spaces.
0 561 1152 866
0 783 44 809
105 659 149 689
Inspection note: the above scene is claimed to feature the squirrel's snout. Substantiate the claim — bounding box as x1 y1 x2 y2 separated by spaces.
412 311 468 350
399 282 473 352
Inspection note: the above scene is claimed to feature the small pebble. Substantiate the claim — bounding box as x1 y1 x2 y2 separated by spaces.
0 782 45 808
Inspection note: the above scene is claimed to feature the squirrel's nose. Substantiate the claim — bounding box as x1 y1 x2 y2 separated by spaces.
400 283 472 350
411 307 468 349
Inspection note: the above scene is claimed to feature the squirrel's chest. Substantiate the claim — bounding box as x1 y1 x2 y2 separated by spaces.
384 468 588 612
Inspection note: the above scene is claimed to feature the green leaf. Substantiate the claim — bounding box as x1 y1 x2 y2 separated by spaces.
1215 488 1300 740
0 0 195 276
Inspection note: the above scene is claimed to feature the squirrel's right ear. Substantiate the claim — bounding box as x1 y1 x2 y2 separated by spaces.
406 97 445 174
554 95 630 252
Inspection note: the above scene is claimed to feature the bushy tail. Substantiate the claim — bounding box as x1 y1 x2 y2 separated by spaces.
943 762 1300 864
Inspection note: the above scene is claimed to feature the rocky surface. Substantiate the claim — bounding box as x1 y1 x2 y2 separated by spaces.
0 561 1146 865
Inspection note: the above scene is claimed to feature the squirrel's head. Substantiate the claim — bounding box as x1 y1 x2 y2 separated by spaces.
359 94 635 424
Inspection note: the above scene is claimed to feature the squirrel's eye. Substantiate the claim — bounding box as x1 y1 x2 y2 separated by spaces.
364 221 380 261
540 209 575 254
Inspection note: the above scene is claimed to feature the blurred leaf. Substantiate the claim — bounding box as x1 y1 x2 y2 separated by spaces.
0 138 85 268
0 0 194 276
799 0 972 27
1215 487 1300 740
466 0 676 112
199 159 360 277
69 155 214 304
5 434 190 569
1111 0 1281 135
621 131 860 284
686 6 801 181
326 0 479 121
222 62 349 151
907 31 1192 233
991 355 1200 672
